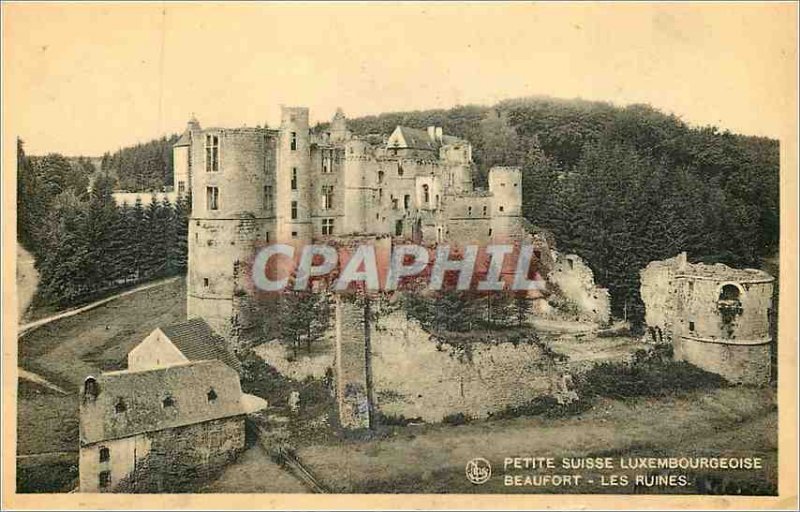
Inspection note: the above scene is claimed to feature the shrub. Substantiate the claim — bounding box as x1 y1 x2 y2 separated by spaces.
441 412 472 425
579 358 727 400
489 395 591 420
375 412 422 426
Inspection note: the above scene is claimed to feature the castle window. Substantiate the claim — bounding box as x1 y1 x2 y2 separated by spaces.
99 471 111 489
422 185 430 205
291 168 298 190
398 162 404 176
378 170 385 184
99 447 110 463
567 259 574 270
178 181 185 195
499 205 504 212
207 389 217 403
391 197 399 210
395 220 403 236
291 231 298 239
483 206 487 216
162 395 175 408
379 188 383 200
435 195 439 208
205 134 219 172
404 195 411 210
488 228 493 236
689 321 695 332
264 185 273 210
203 278 209 288
114 398 126 414
290 132 297 151
291 201 298 220
206 186 219 211
265 231 271 243
468 206 473 216
322 185 334 210
322 218 334 235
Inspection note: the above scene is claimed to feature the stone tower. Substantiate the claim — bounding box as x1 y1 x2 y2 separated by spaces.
186 124 277 346
488 166 524 240
276 106 313 242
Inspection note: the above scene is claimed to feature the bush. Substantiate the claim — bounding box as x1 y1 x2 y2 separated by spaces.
489 395 591 420
579 358 727 400
375 412 422 426
441 412 472 425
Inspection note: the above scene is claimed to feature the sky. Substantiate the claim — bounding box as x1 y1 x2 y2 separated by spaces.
3 2 798 156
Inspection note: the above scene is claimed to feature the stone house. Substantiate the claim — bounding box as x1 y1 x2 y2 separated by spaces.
79 360 248 492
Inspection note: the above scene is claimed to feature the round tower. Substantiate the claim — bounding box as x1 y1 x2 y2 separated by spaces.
674 267 774 384
187 126 276 346
276 106 313 242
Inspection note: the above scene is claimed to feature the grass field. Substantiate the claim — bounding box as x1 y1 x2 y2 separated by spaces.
16 278 186 492
298 387 777 494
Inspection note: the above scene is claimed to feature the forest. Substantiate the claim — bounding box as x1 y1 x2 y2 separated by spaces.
17 141 188 307
17 96 778 322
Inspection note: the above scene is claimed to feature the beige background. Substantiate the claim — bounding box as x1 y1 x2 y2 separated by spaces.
2 2 798 509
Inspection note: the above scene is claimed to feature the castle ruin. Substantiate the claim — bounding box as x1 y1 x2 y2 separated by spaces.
640 252 775 385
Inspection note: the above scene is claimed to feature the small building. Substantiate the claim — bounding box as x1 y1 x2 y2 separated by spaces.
79 360 248 492
79 318 266 492
127 318 241 373
640 252 774 385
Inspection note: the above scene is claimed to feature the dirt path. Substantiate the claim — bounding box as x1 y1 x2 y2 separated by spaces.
18 276 182 337
17 369 69 395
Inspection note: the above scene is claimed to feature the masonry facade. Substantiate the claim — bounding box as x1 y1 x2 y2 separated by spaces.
79 360 247 492
177 107 535 345
640 252 775 385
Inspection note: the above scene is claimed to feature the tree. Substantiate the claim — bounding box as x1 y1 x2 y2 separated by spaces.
277 291 331 358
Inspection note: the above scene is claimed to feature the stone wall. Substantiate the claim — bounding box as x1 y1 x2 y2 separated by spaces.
548 252 611 324
81 416 245 493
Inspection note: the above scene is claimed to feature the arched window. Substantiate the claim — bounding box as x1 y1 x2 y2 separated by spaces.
99 446 110 462
162 395 175 408
719 284 741 302
114 398 127 414
377 170 385 184
422 184 430 204
207 389 218 403
84 377 99 401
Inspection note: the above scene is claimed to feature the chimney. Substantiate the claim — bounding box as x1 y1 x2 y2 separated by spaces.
435 127 443 142
427 126 436 141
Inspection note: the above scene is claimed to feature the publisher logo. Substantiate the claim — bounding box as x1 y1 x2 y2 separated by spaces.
466 457 492 485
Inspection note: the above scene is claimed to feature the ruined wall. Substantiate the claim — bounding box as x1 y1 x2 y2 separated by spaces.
371 311 552 422
334 299 370 429
639 258 678 343
80 417 244 493
548 252 611 325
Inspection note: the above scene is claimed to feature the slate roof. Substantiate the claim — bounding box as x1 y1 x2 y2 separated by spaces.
173 130 191 147
80 360 246 444
394 126 466 150
160 318 242 373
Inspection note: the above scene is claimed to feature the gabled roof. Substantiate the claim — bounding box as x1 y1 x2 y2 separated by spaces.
80 360 246 444
389 126 467 152
394 126 437 151
160 318 242 373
